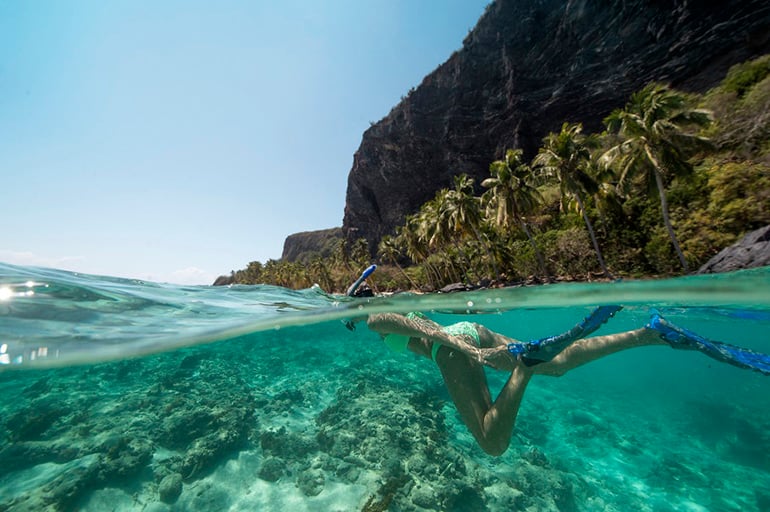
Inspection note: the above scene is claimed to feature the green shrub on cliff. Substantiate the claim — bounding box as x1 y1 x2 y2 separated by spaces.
720 54 770 97
703 56 770 155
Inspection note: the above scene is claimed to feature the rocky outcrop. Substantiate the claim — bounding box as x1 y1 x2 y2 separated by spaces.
342 0 770 251
697 225 770 274
212 274 235 286
281 227 343 262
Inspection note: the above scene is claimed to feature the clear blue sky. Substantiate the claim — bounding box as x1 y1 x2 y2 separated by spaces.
1 0 490 284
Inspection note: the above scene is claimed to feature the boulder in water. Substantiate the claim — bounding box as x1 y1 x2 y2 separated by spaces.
158 473 183 503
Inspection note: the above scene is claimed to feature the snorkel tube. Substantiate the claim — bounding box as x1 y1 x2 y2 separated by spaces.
343 265 377 331
346 264 377 297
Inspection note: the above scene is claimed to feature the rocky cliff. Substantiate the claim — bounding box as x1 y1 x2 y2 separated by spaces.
281 227 343 263
341 0 770 251
698 225 770 274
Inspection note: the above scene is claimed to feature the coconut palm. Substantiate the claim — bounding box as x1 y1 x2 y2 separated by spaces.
398 214 441 289
482 149 547 277
444 174 499 279
602 83 712 271
425 190 453 251
412 188 470 283
533 122 613 278
308 256 334 292
378 234 418 289
350 238 371 270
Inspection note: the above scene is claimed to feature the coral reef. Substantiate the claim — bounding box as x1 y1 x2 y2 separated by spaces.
1 322 768 511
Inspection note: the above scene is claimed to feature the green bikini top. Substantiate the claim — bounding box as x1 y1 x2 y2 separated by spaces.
383 313 480 362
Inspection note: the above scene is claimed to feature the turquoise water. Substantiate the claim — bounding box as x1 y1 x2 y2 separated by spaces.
1 263 769 511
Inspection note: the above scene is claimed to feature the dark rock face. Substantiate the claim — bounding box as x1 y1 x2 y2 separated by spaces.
342 0 770 250
698 225 770 274
281 227 343 262
212 274 235 286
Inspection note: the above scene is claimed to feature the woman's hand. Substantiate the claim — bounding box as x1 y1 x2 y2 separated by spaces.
478 346 518 372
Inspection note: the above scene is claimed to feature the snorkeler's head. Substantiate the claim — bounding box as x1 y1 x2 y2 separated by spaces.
353 282 374 298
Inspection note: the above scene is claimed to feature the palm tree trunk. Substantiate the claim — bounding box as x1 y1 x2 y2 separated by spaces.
575 194 613 279
653 167 689 272
520 220 549 280
646 147 689 272
425 260 440 290
471 226 500 280
393 261 419 290
442 247 463 284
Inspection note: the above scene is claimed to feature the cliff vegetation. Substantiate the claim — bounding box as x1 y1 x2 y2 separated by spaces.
228 55 770 292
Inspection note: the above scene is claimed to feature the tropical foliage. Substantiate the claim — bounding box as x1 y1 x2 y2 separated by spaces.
481 149 546 277
231 55 770 292
602 83 713 271
533 122 611 277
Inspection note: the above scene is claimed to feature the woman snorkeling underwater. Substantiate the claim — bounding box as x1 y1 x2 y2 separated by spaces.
345 266 770 456
366 307 770 456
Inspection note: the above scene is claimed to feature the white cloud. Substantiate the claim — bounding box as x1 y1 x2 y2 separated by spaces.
168 266 216 286
0 250 217 286
0 250 84 269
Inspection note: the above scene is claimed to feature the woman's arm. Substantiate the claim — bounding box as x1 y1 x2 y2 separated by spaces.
367 313 484 362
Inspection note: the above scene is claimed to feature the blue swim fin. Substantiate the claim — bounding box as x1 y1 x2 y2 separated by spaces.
648 313 770 376
510 305 623 363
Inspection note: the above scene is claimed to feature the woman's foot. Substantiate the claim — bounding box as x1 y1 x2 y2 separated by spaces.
647 313 704 349
648 313 770 375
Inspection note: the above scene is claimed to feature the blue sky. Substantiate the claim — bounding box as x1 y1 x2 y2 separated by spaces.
1 0 490 284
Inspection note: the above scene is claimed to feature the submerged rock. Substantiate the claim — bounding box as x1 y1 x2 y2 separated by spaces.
258 456 286 482
296 468 325 496
446 485 487 512
158 472 183 503
410 483 438 509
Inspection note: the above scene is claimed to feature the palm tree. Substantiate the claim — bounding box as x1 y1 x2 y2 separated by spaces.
533 122 613 278
398 214 440 289
482 149 547 277
424 190 453 252
416 190 473 284
445 174 499 279
378 234 418 289
350 238 371 270
602 83 712 271
308 256 334 292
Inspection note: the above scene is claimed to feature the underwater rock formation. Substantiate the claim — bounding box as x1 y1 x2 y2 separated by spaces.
158 473 183 503
2 310 768 511
341 0 770 251
0 353 257 511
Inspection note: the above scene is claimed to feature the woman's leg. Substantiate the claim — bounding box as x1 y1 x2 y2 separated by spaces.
474 323 516 348
533 327 665 376
435 347 533 456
